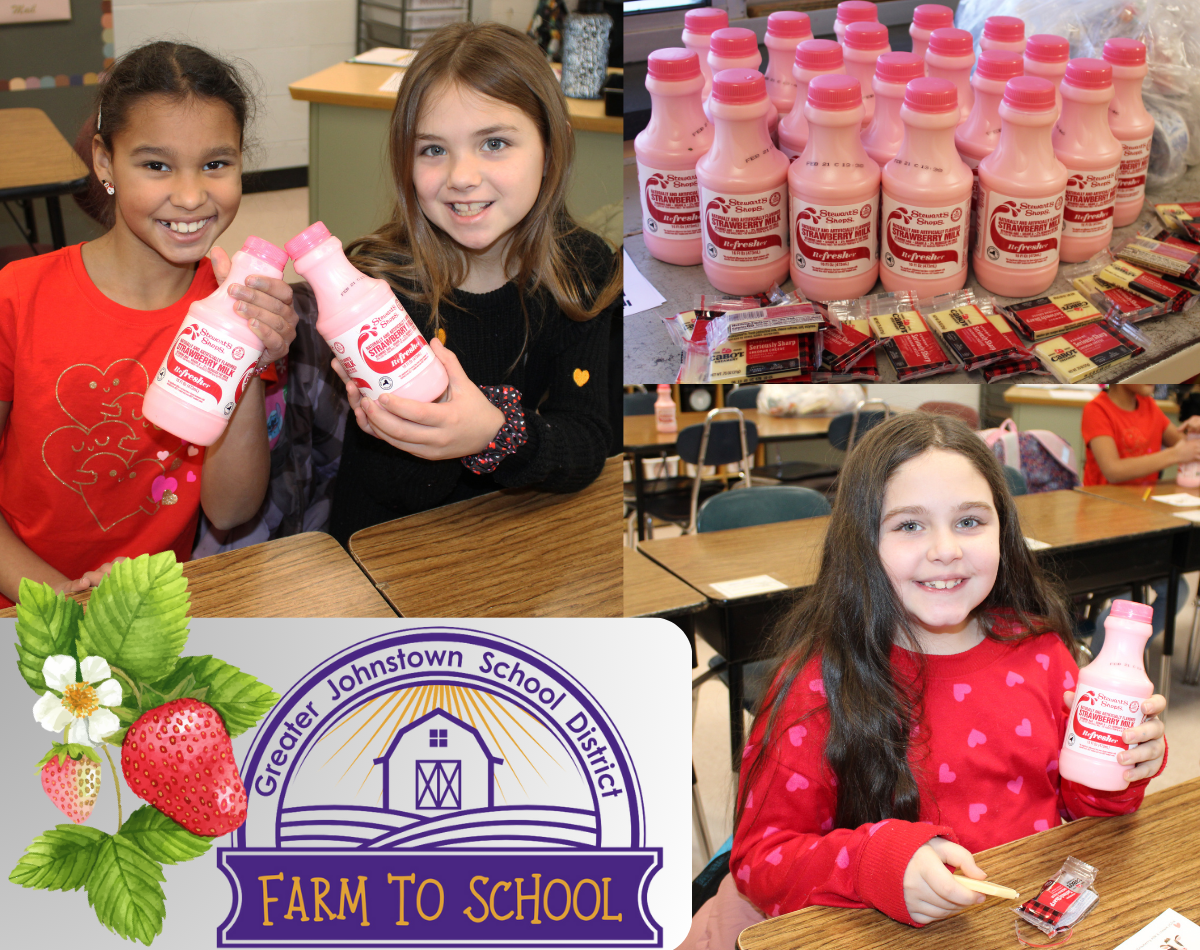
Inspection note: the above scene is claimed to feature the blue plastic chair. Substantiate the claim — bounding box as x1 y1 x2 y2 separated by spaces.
724 385 760 409
1003 464 1028 496
623 391 657 415
696 484 832 532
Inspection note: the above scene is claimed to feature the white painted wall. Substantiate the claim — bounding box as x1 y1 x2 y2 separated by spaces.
865 384 983 414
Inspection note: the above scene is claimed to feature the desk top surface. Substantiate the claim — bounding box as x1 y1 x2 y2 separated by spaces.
624 411 833 452
349 457 622 617
1004 386 1179 413
0 108 89 194
1077 479 1198 508
623 547 707 618
739 776 1200 950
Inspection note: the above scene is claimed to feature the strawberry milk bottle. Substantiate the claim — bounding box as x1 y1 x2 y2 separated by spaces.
1104 38 1154 228
925 28 975 124
880 78 973 294
834 1 878 46
910 4 954 64
842 20 891 128
764 11 813 115
862 52 926 169
789 74 880 301
980 16 1025 55
1178 434 1200 488
707 28 779 141
1060 599 1154 792
682 7 728 101
778 39 845 160
635 48 714 266
1024 35 1069 118
973 77 1068 298
286 223 448 402
696 69 791 295
143 236 288 445
655 384 677 433
1053 59 1123 263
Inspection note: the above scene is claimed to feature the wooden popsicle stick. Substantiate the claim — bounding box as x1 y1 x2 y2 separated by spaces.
954 875 1020 900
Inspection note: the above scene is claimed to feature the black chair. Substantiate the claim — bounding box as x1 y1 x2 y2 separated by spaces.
693 846 732 916
696 484 832 532
1002 464 1028 496
724 385 760 409
828 398 892 453
623 390 656 415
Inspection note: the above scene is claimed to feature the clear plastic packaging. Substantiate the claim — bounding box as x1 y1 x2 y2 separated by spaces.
1014 856 1100 938
1113 234 1200 290
694 294 824 346
920 289 1030 373
1064 248 1185 322
853 290 957 381
1031 316 1148 382
815 316 878 374
1155 200 1200 242
1000 290 1107 341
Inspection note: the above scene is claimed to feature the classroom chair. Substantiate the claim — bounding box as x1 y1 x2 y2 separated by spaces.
623 390 657 415
693 836 734 915
695 484 832 532
724 385 761 409
827 398 892 453
918 400 981 429
1002 465 1028 496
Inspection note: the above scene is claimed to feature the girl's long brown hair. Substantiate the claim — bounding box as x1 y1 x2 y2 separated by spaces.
345 21 621 340
737 413 1076 833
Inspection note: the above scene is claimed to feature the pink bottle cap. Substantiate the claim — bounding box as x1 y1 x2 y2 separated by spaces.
912 4 954 30
844 20 889 51
1003 75 1056 111
904 77 957 113
241 236 288 272
684 8 728 35
928 27 974 57
836 1 878 25
648 48 701 81
875 51 924 84
1063 57 1112 90
984 16 1024 43
807 73 862 110
768 11 811 38
284 221 332 261
711 68 767 105
710 28 758 59
976 50 1024 82
1103 37 1147 66
796 38 843 71
1025 34 1069 64
1110 599 1153 624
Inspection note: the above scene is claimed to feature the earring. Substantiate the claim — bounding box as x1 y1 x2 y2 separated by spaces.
101 180 115 196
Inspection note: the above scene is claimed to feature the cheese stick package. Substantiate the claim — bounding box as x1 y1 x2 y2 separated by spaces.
1014 857 1100 938
1001 290 1106 341
1154 201 1200 242
661 286 791 350
863 293 956 382
816 317 877 373
1063 250 1187 323
1095 259 1192 309
698 298 825 346
1031 317 1148 383
1113 235 1200 291
813 344 881 382
980 354 1051 382
920 290 1028 373
678 309 820 383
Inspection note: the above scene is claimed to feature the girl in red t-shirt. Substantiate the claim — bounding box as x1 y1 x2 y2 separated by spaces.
1081 383 1200 487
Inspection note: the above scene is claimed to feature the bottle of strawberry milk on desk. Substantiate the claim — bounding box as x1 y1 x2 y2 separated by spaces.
635 48 713 266
286 222 448 403
909 4 954 64
1024 34 1069 118
777 39 845 161
862 51 928 169
834 1 878 46
1104 38 1154 227
143 236 288 445
924 28 976 124
842 20 891 128
707 29 780 142
763 11 813 116
682 6 728 102
980 16 1025 55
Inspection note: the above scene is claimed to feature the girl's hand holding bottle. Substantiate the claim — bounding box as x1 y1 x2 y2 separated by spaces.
209 246 299 362
903 837 989 924
1063 689 1167 783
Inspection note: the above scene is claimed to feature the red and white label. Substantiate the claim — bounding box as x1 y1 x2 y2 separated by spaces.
977 187 1065 270
700 185 789 267
1062 165 1119 238
880 195 970 280
327 298 436 395
1116 135 1152 202
638 162 701 240
153 320 262 419
1063 686 1148 763
790 197 877 278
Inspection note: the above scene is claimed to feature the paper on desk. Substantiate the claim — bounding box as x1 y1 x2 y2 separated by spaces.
1150 492 1200 506
378 71 404 93
710 575 789 599
1024 537 1052 550
623 248 666 317
353 47 416 67
1172 509 1200 523
1110 908 1200 949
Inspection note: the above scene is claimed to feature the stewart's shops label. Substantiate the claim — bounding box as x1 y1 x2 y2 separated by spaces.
790 197 877 278
1062 165 1119 238
1063 686 1149 762
880 196 970 280
700 185 789 267
868 309 954 380
1034 323 1138 382
1006 291 1104 340
976 188 1065 270
924 304 1025 371
327 298 436 395
1116 135 1152 203
153 321 262 420
638 163 702 240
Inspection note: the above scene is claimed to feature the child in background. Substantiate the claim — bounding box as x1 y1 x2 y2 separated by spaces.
682 413 1167 947
328 21 620 542
0 42 297 606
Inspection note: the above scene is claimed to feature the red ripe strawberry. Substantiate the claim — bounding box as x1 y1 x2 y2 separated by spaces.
39 745 101 824
121 698 247 836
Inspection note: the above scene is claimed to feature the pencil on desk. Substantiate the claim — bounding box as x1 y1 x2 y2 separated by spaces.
1143 486 1153 501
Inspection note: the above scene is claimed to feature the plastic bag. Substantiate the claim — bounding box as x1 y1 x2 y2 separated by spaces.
756 384 865 417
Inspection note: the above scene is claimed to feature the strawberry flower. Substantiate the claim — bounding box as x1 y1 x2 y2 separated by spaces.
32 655 123 745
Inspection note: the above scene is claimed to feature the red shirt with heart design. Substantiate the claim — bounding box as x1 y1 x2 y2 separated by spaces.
0 244 216 606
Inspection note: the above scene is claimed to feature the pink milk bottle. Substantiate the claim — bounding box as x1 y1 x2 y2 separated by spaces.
1053 59 1123 263
973 77 1068 298
635 49 714 266
789 74 880 301
842 20 891 128
655 384 677 433
707 29 780 141
862 52 926 169
1059 599 1154 792
682 7 728 102
1024 35 1069 119
1104 38 1154 228
880 78 973 295
764 12 813 115
778 39 845 161
1178 434 1200 488
980 16 1025 55
834 1 878 46
142 236 288 445
696 69 791 295
286 223 448 403
925 28 976 124
910 4 954 64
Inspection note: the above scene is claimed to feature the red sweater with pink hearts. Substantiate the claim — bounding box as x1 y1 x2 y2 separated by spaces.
731 632 1164 926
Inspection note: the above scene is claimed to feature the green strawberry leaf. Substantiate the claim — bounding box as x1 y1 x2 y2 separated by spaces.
35 742 103 770
149 656 278 738
14 581 83 693
86 833 166 946
9 825 109 891
106 726 128 747
120 806 215 866
76 553 190 684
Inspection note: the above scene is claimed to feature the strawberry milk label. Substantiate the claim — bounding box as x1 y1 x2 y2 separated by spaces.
790 198 877 278
1063 687 1148 762
637 163 701 240
154 321 262 419
977 188 1065 270
880 196 970 279
1116 135 1152 202
1062 165 1119 238
700 185 789 267
329 299 435 394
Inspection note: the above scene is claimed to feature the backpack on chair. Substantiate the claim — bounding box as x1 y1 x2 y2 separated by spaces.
978 418 1079 493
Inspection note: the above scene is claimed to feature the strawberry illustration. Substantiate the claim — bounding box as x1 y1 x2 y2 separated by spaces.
38 743 102 824
121 698 247 836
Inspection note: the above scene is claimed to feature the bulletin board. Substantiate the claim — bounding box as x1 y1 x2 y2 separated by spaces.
0 0 111 93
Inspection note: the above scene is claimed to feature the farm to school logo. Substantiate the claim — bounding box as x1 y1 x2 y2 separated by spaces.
218 628 662 946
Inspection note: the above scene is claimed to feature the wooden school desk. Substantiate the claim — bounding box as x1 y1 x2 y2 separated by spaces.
738 775 1200 950
0 532 397 619
349 456 622 618
623 547 707 619
0 108 90 251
